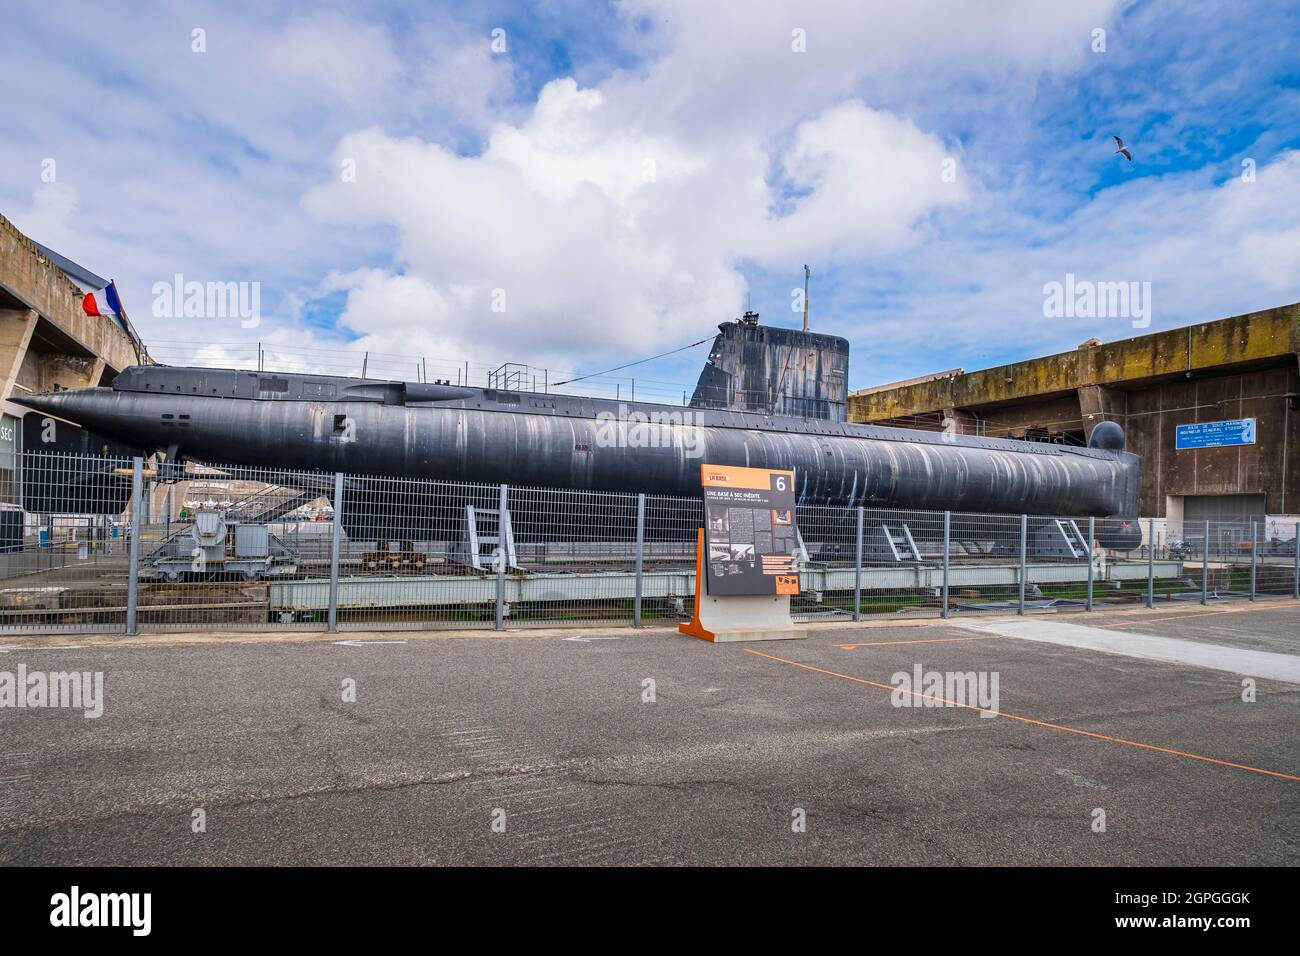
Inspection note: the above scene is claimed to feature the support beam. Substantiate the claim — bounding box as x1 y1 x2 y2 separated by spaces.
0 308 38 400
1076 384 1127 440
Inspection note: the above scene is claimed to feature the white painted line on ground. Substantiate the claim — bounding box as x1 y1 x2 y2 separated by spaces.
954 618 1300 685
332 639 407 646
562 636 620 643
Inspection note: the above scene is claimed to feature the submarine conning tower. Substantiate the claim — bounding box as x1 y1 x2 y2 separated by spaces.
689 311 849 421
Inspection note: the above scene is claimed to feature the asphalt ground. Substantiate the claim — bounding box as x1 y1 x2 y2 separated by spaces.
1 601 1297 865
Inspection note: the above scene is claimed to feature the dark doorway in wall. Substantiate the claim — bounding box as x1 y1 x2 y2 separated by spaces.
1182 493 1267 550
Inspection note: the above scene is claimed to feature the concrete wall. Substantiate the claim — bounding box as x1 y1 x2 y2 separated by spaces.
849 304 1300 518
0 212 141 436
0 212 146 512
850 304 1299 423
0 214 139 376
1126 364 1299 516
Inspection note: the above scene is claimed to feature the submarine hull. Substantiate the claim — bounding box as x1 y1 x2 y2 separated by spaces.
19 365 1142 550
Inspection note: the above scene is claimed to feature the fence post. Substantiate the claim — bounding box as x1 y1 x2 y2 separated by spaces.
1249 520 1257 602
1294 522 1299 600
125 456 143 636
1086 516 1095 611
1146 517 1155 609
941 511 951 620
633 493 646 627
495 483 507 631
1201 518 1210 606
853 506 864 622
327 472 343 633
1018 514 1027 616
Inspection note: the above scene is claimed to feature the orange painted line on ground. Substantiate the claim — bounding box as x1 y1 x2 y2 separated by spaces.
743 648 1300 783
834 635 1008 650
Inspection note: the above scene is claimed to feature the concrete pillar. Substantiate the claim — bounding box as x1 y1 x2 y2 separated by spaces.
1077 384 1127 441
0 308 38 400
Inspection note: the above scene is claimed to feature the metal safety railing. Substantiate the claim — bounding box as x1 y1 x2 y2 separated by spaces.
1 452 1296 635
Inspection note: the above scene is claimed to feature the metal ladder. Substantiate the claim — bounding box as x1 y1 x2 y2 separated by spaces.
1051 519 1090 558
881 523 920 562
464 504 518 571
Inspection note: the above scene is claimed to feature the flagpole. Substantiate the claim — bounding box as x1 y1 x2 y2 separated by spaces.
110 280 147 365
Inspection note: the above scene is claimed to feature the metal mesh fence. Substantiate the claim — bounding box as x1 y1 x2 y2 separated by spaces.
0 453 135 633
1146 519 1211 604
942 512 1025 613
506 485 640 626
641 493 704 626
1159 518 1300 604
332 475 496 630
134 460 332 631
1256 520 1300 597
1 451 1296 635
792 503 858 622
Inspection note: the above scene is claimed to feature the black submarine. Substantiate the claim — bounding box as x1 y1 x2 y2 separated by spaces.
18 313 1142 548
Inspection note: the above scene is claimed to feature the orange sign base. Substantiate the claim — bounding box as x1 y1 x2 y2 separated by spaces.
679 529 804 644
679 530 718 641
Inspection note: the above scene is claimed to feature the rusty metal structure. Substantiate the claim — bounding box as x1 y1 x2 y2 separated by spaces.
689 312 848 421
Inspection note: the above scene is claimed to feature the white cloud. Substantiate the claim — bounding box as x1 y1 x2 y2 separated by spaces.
0 5 511 353
421 41 516 129
304 83 966 362
293 1 1122 367
606 0 1118 141
254 14 401 108
750 101 966 263
845 150 1300 381
14 0 1298 397
17 183 80 252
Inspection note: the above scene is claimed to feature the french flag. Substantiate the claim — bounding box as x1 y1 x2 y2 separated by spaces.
82 280 124 318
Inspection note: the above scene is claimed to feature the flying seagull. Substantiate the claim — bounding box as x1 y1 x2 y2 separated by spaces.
1113 135 1133 161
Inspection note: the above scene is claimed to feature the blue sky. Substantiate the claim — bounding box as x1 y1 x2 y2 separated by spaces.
3 0 1299 402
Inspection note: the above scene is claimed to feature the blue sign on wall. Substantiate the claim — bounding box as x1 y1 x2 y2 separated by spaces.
1175 418 1257 450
